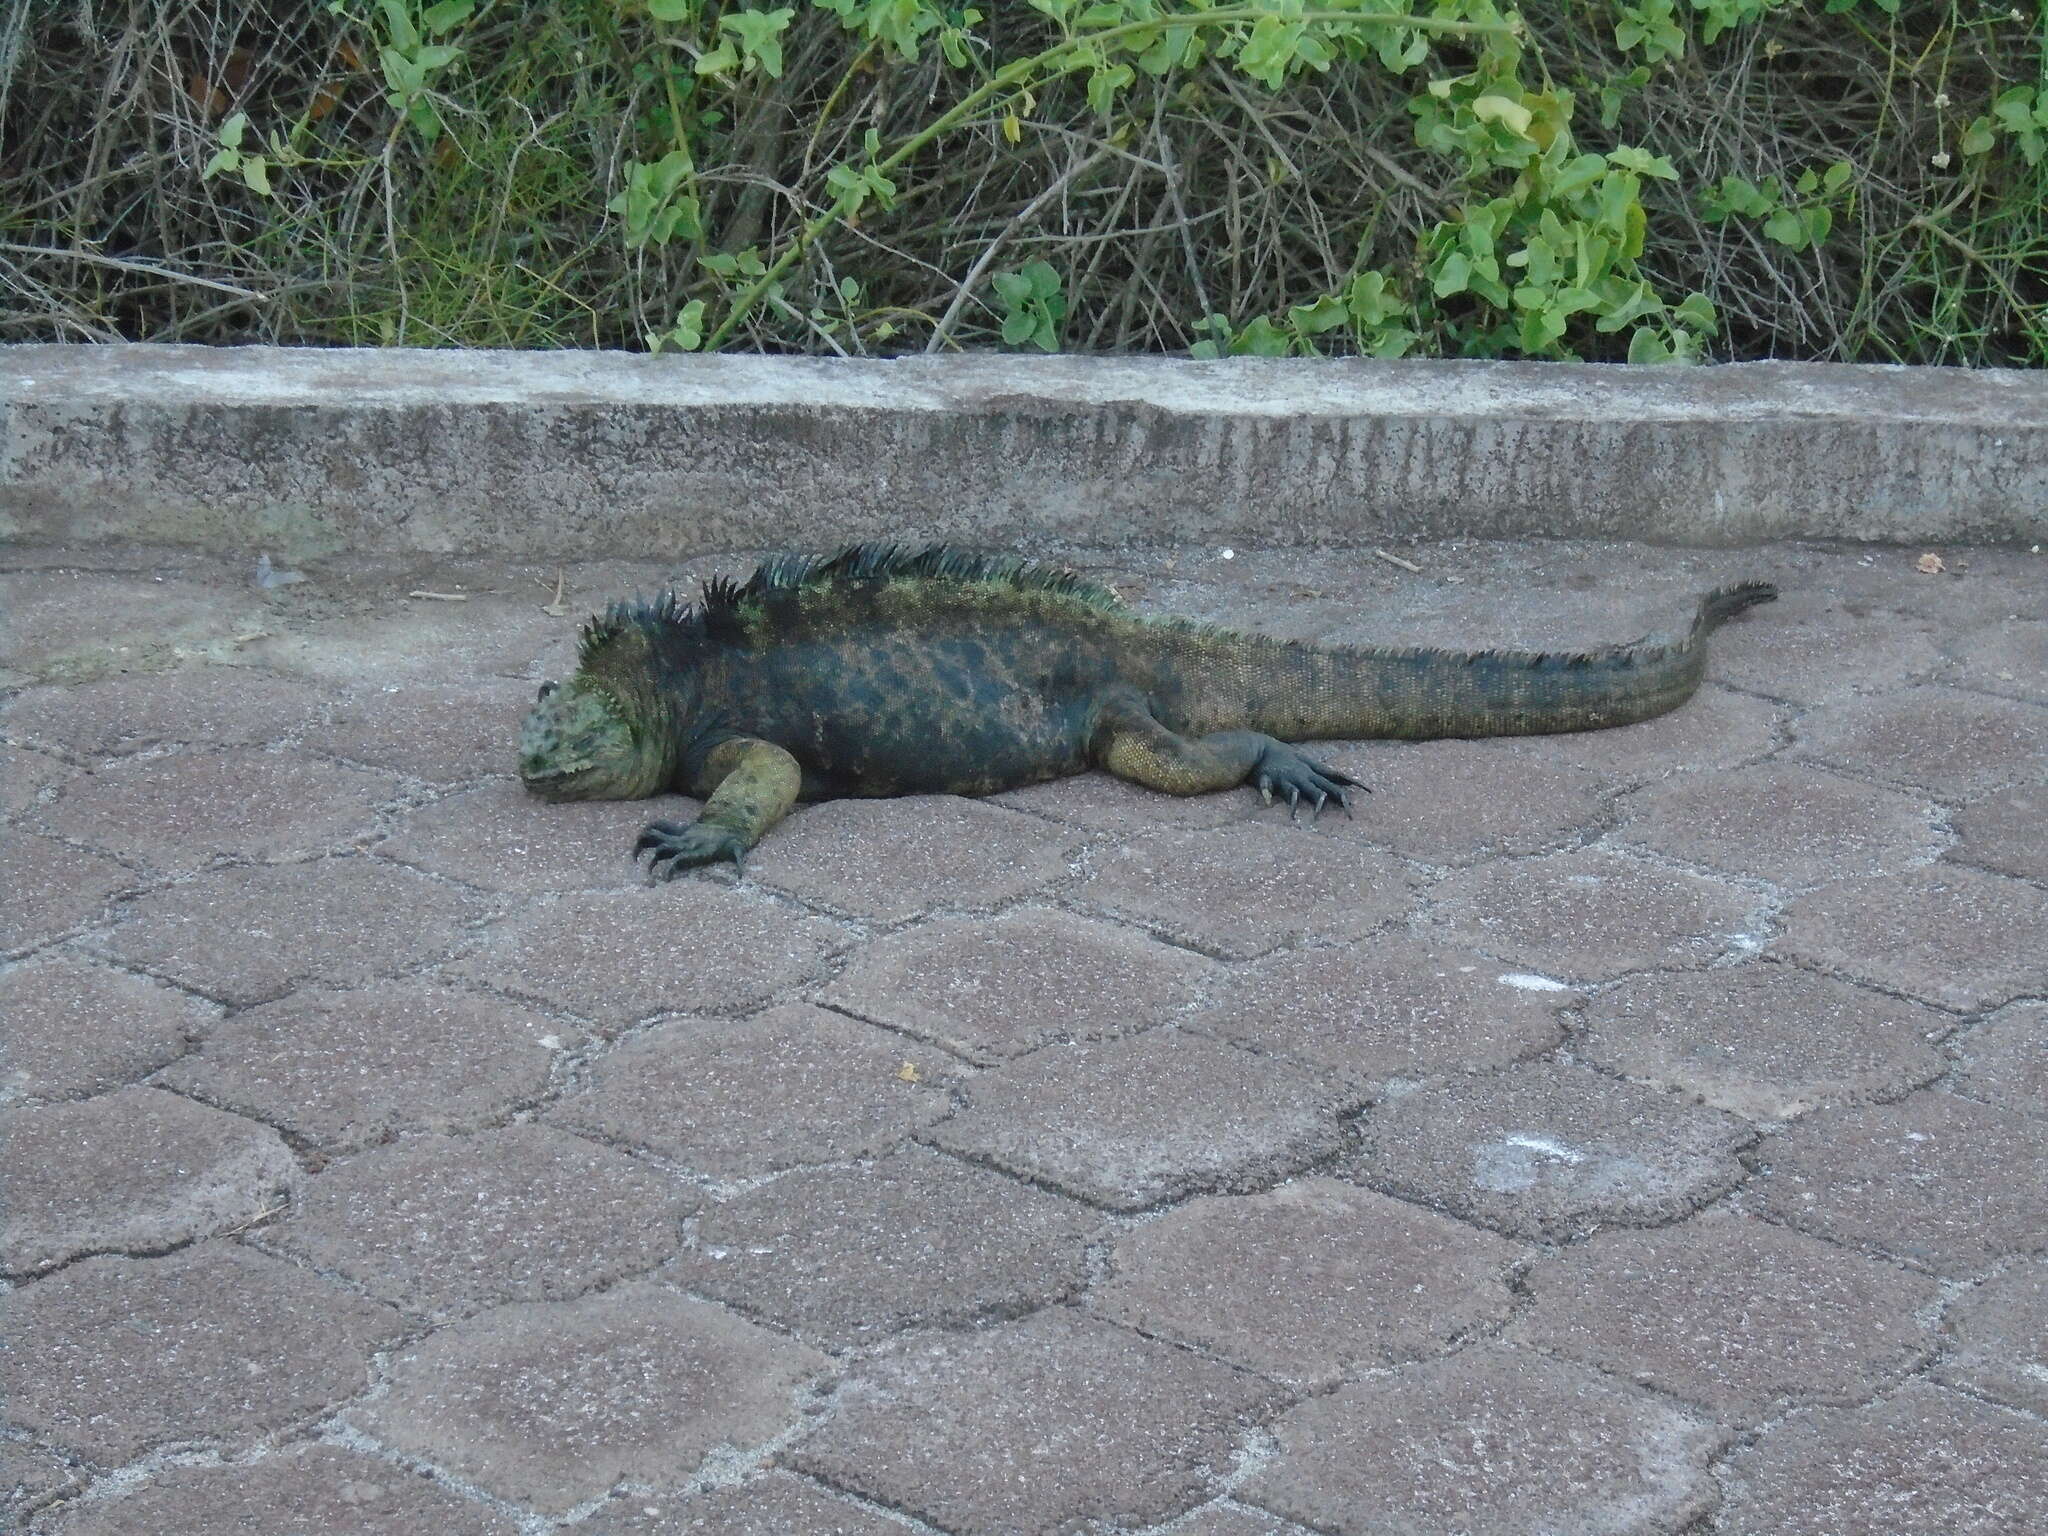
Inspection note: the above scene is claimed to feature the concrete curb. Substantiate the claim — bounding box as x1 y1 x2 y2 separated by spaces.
3 345 2042 555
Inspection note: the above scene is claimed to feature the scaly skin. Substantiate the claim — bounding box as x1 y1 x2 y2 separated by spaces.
517 544 1775 879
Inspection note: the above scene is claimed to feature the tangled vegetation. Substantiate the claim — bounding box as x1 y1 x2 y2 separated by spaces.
2 0 2042 362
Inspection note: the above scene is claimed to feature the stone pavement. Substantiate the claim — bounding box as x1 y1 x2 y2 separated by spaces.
2 536 2044 1535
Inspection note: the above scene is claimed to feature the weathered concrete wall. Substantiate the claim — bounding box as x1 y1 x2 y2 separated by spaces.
2 345 2042 555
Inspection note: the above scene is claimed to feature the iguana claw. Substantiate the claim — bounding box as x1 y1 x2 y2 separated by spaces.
1253 745 1364 823
634 819 748 881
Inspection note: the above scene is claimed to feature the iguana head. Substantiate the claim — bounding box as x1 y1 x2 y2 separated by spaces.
518 676 667 801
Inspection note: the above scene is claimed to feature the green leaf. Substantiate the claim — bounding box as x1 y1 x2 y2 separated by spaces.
1432 250 1472 298
647 0 695 18
219 111 248 149
720 7 795 78
1627 329 1674 363
1674 291 1718 332
1344 271 1403 327
202 147 239 179
1000 311 1039 346
1608 145 1677 179
1086 62 1134 115
992 271 1036 307
1021 260 1061 300
1287 295 1349 335
694 40 739 76
1471 94 1534 137
378 0 419 53
240 155 271 196
1960 117 1997 156
1550 153 1609 199
1231 316 1293 357
422 0 474 33
1762 207 1807 247
1369 327 1419 359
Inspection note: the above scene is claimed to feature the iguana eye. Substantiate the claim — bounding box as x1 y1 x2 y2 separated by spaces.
537 682 559 702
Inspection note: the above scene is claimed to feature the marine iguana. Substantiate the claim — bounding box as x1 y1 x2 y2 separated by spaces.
517 543 1774 879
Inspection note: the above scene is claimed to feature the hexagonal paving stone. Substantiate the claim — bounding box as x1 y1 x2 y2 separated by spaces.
354 1282 829 1516
1791 685 2047 800
1949 782 2048 882
1611 761 1942 887
0 953 215 1105
307 677 533 782
452 885 847 1029
993 769 1254 831
1 667 329 757
34 1445 520 1536
750 796 1082 921
1345 1060 1752 1242
2 1086 296 1275
675 1146 1099 1348
1240 1345 1723 1536
577 1473 905 1536
99 857 493 1005
930 1029 1360 1211
1707 592 1945 704
32 747 401 870
1093 1178 1522 1388
786 1310 1273 1535
2 832 138 954
1073 821 1418 959
1948 1001 2048 1115
1574 961 1950 1120
547 1003 951 1177
265 1126 693 1317
1186 934 1570 1087
0 744 70 816
157 978 563 1155
1714 1382 2048 1536
1427 847 1760 982
1932 1258 2048 1415
2 1243 402 1465
1752 1090 2048 1274
1307 738 1607 864
1513 1210 1940 1421
1946 614 2048 704
1776 865 2048 1013
0 1440 84 1528
818 906 1216 1064
377 780 702 893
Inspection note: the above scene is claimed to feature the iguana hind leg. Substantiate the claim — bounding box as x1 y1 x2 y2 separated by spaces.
1091 690 1361 820
636 737 801 880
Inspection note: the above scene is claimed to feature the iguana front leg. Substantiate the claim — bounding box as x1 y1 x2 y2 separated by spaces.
1091 690 1361 819
635 737 801 879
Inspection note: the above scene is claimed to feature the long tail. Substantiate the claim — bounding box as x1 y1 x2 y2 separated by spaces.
1157 582 1777 742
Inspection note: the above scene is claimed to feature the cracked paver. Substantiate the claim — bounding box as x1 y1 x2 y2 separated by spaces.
1713 1381 2048 1536
2 1085 297 1274
354 1282 829 1516
7 537 2045 1533
1 1242 403 1466
786 1309 1274 1534
1240 1344 1725 1536
1344 1058 1754 1241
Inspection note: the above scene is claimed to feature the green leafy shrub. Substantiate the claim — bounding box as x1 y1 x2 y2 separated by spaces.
2 0 2042 363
